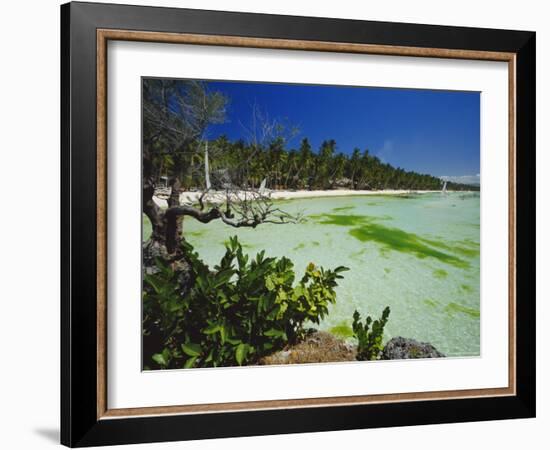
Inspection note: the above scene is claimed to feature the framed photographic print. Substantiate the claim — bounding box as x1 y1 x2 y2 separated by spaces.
61 1 536 447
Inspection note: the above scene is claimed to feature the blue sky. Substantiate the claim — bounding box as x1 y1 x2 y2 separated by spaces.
206 80 480 182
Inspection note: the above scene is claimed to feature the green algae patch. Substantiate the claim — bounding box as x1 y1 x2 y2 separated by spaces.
460 238 480 248
330 322 354 339
187 230 206 237
445 302 480 318
272 198 294 206
293 241 320 251
452 246 480 258
309 213 368 226
421 237 479 258
433 269 448 279
350 248 367 260
332 205 355 212
308 212 474 269
310 213 392 226
423 299 439 308
460 283 474 293
384 267 391 274
348 223 469 268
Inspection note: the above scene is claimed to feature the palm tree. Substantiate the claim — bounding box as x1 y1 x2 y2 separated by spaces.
347 148 361 189
315 140 336 189
296 138 314 189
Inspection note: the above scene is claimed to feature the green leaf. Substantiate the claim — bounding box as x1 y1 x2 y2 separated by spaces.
152 353 167 367
263 328 286 338
276 290 288 302
144 274 163 294
212 269 235 288
181 342 202 357
235 343 248 365
203 324 221 334
225 337 242 345
184 356 198 369
265 276 275 291
205 349 214 363
168 300 182 312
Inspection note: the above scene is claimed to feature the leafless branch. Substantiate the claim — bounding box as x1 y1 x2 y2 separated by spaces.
166 185 302 230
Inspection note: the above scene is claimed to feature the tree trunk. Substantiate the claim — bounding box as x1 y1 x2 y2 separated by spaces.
166 177 183 253
142 144 167 244
142 145 185 269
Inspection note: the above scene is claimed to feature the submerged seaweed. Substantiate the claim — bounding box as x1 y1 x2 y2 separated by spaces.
332 205 356 212
433 269 448 279
309 212 475 269
445 302 480 318
423 299 439 308
349 223 470 269
329 322 354 339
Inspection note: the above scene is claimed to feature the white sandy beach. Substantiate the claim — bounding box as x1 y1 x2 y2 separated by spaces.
262 189 439 200
152 189 454 208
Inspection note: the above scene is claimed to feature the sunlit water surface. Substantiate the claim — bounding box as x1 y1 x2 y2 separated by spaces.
144 193 480 357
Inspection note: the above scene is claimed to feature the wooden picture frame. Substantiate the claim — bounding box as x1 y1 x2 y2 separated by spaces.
61 1 535 447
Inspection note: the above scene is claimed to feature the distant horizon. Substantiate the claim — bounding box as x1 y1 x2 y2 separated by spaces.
199 79 480 184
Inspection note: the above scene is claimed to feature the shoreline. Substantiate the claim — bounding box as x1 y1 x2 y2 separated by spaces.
153 188 477 208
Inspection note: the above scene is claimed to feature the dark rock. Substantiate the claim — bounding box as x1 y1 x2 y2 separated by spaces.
382 337 445 360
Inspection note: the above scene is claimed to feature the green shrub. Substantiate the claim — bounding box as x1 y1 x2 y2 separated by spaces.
143 236 348 369
352 306 391 361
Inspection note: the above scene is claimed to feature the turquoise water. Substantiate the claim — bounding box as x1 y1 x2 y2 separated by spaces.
145 193 480 357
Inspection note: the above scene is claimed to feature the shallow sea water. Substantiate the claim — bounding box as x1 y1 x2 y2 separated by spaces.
144 193 480 357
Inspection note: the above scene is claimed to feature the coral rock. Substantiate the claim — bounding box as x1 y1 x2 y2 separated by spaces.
382 337 445 360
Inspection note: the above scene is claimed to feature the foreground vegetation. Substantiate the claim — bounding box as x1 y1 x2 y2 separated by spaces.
143 237 350 368
143 237 393 369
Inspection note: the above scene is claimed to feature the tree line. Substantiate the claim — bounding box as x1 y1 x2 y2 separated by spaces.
161 135 477 192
